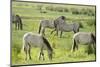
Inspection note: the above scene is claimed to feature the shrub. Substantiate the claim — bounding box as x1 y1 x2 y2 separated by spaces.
64 8 69 12
71 8 80 15
86 19 96 26
86 8 93 16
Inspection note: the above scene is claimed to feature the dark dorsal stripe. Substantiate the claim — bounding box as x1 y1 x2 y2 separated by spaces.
42 36 53 51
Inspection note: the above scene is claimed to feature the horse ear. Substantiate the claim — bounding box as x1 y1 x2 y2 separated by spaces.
61 16 65 20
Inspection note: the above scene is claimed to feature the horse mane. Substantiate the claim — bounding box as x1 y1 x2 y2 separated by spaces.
42 36 53 51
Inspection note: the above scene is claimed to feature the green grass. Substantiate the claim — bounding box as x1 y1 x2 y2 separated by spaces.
12 1 96 65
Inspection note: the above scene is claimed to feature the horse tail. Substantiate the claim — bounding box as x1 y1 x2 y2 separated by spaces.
38 22 42 34
74 39 77 51
71 37 77 52
21 38 31 54
91 33 96 44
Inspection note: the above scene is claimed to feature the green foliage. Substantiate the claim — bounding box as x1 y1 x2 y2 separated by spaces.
86 19 96 26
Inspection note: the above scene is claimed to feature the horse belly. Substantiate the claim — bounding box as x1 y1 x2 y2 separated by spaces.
64 26 73 32
27 36 43 47
79 36 91 45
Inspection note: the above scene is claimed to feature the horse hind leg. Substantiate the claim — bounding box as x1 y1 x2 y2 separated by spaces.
28 45 32 60
50 29 56 34
19 19 23 30
91 43 96 54
24 46 28 60
18 23 20 30
42 28 45 36
60 31 63 38
15 22 17 30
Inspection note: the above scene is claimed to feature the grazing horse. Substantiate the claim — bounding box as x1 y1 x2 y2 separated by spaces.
71 32 96 54
22 32 53 60
54 21 80 38
60 22 80 37
38 20 55 35
12 14 23 30
38 16 66 35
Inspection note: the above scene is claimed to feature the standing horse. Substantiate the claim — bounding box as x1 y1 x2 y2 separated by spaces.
12 14 23 30
38 20 54 35
54 22 80 38
22 32 53 60
58 22 80 37
71 32 96 54
38 16 66 35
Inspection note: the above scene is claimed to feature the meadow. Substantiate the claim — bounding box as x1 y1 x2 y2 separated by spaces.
12 1 96 65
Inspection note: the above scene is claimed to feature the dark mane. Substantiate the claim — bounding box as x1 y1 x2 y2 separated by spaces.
42 36 53 51
61 16 66 20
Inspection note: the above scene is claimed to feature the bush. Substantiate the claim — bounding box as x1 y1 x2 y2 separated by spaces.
64 8 69 12
80 8 87 15
71 8 80 15
46 6 55 11
78 22 84 28
86 19 96 26
80 8 95 16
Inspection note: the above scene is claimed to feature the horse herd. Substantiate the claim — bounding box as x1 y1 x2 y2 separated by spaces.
12 14 96 61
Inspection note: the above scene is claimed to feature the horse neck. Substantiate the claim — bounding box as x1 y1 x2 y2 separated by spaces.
45 42 53 53
42 37 53 53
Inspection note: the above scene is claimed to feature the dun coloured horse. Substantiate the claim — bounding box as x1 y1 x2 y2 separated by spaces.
71 32 96 54
38 19 54 35
12 14 23 30
38 16 66 36
22 32 53 60
54 21 80 38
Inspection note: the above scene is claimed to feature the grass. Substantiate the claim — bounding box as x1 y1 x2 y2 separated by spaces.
12 1 96 65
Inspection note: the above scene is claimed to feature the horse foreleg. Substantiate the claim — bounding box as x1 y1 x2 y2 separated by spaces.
42 52 44 60
20 23 23 30
15 22 17 30
42 28 45 36
39 52 42 60
28 47 32 60
50 29 56 34
55 29 58 36
39 47 45 60
60 31 63 38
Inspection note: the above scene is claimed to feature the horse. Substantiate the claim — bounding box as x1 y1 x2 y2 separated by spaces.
12 14 23 30
54 21 80 38
38 16 66 35
38 19 55 35
22 32 53 60
71 32 96 54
